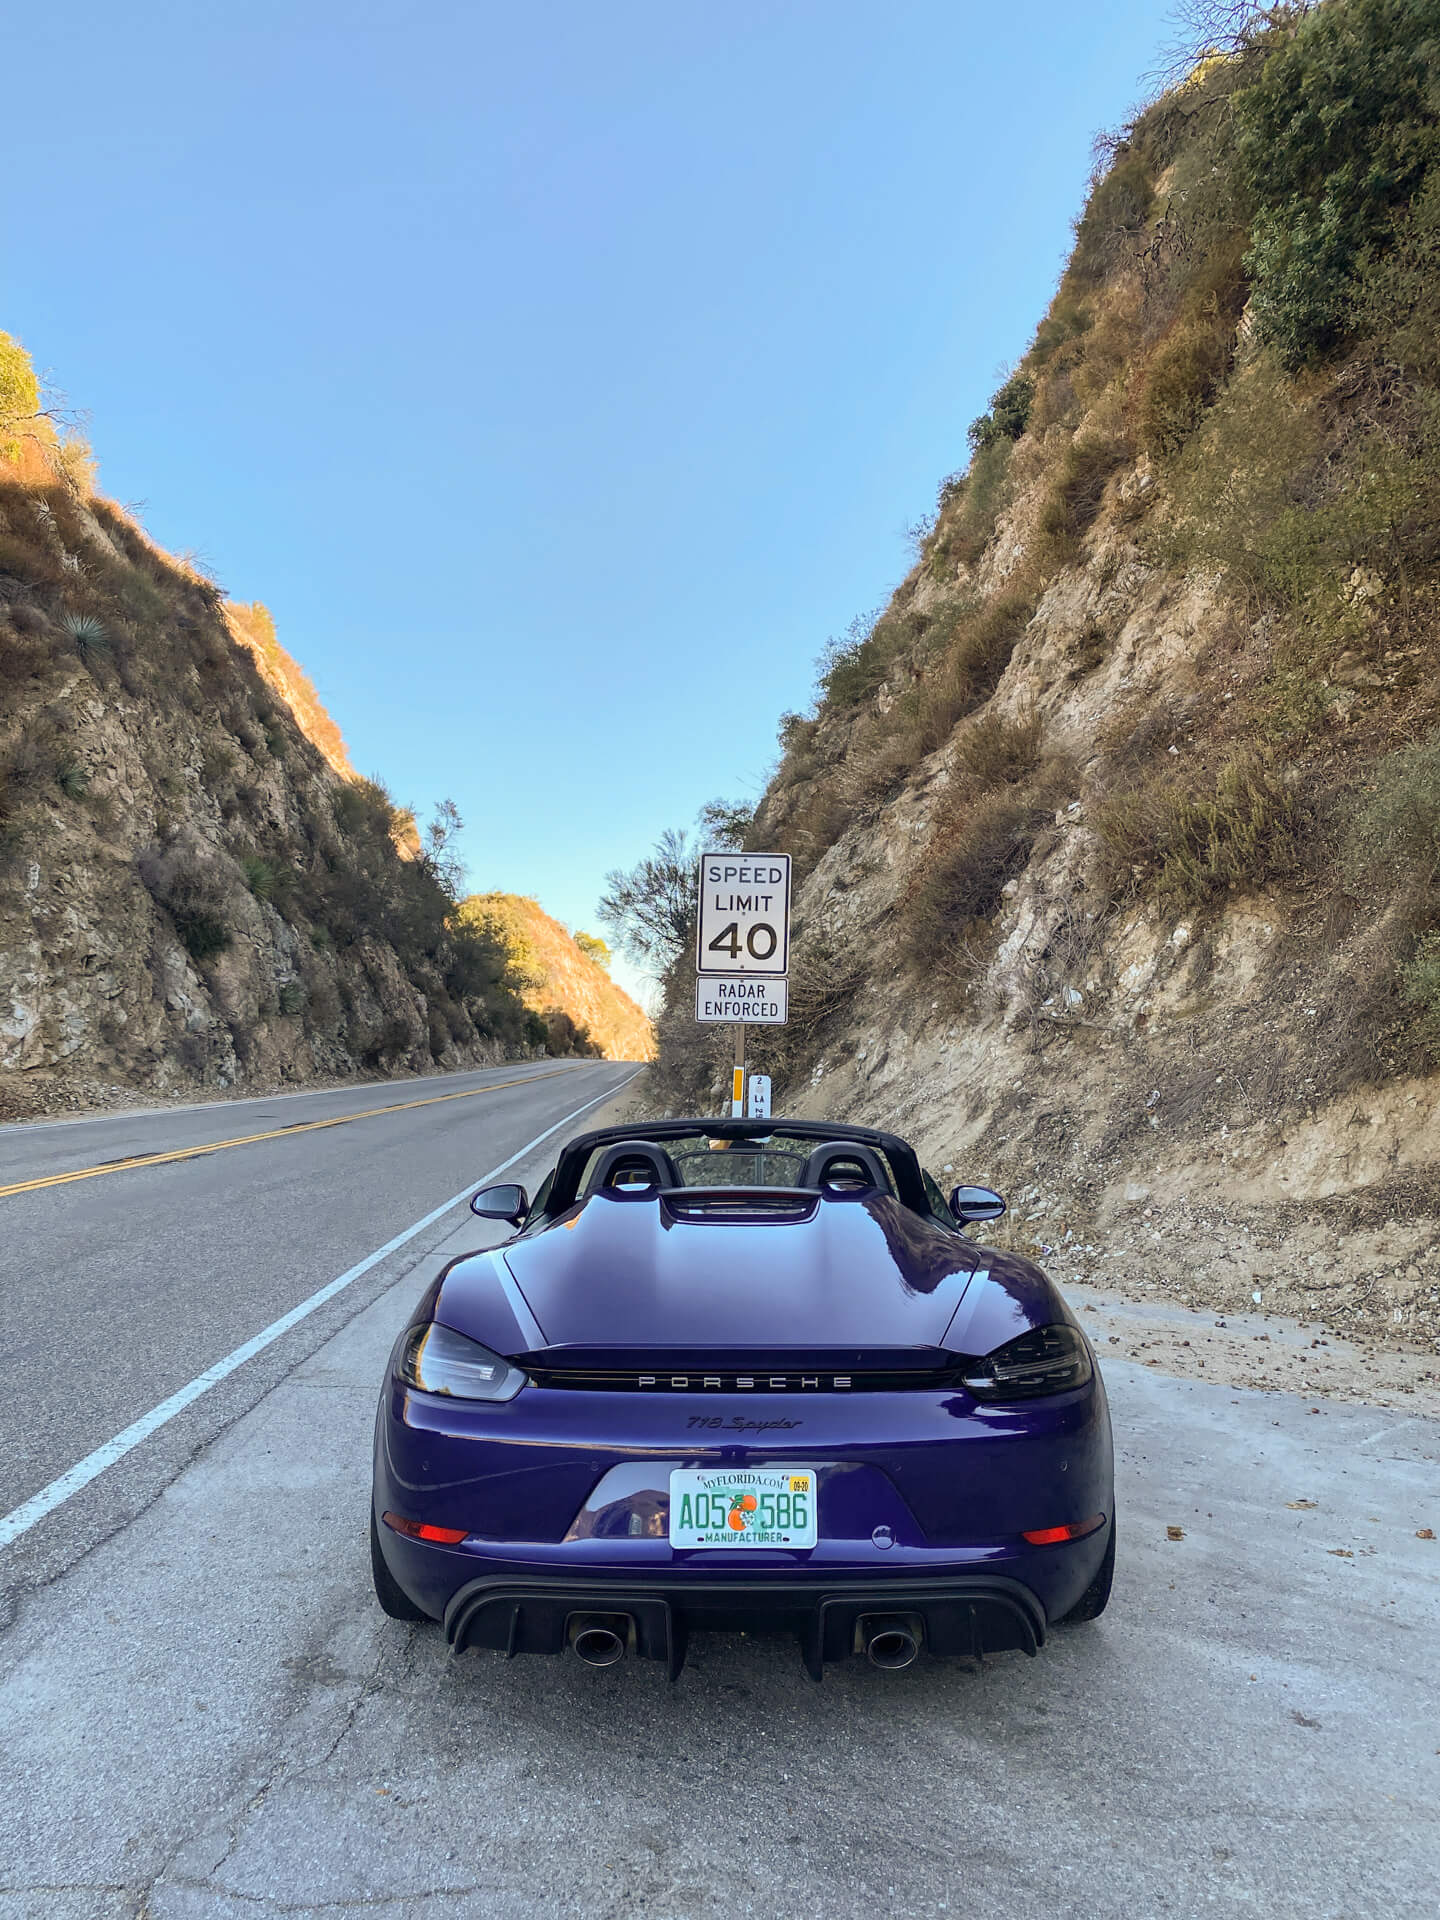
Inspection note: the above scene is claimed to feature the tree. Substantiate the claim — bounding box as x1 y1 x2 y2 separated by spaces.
698 796 755 848
598 827 697 970
1155 2 1313 84
597 800 754 971
423 798 465 898
0 331 40 461
574 930 611 969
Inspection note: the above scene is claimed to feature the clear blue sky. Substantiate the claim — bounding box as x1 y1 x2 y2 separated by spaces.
6 0 1170 1007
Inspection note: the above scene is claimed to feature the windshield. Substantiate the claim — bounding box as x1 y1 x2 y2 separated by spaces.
576 1130 899 1196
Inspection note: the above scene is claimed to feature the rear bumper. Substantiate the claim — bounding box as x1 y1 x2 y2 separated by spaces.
372 1371 1115 1667
442 1569 1048 1680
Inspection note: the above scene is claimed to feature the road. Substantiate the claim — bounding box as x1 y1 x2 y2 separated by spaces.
0 1062 637 1593
1 1067 1437 1919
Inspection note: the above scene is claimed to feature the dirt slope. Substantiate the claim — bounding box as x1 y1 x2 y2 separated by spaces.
459 893 654 1060
0 336 538 1116
647 1 1440 1364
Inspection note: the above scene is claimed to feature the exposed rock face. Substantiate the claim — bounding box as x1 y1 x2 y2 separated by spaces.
739 465 1440 1358
648 12 1440 1366
0 419 535 1117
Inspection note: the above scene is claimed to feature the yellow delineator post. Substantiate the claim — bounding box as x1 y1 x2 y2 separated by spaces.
731 1022 746 1119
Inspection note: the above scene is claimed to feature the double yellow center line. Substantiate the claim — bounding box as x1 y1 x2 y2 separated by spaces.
0 1066 586 1201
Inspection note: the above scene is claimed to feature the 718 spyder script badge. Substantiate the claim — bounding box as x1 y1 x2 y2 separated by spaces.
686 1415 802 1433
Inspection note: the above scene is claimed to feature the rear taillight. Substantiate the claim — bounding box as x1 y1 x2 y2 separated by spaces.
1022 1514 1105 1546
962 1323 1092 1399
382 1512 468 1545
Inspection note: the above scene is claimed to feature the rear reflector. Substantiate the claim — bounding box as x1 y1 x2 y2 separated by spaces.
1022 1514 1105 1546
382 1511 468 1545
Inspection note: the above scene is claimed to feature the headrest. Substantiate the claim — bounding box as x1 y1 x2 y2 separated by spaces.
798 1141 889 1196
583 1141 682 1196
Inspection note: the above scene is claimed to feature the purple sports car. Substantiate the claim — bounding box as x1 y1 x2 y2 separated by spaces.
370 1119 1114 1677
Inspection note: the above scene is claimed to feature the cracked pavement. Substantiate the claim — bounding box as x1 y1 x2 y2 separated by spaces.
1 1075 1438 1917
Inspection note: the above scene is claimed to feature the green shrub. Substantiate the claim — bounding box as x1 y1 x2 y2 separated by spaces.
968 374 1035 455
943 437 1016 566
59 613 111 663
277 981 306 1016
817 609 911 709
241 856 276 901
54 757 89 799
1400 931 1440 1056
138 843 234 962
1161 359 1328 592
1354 168 1440 372
175 909 230 961
575 930 611 969
1234 0 1440 366
202 744 240 793
1030 301 1093 368
1347 735 1440 881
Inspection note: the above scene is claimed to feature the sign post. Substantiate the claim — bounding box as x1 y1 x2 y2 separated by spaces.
695 852 791 1120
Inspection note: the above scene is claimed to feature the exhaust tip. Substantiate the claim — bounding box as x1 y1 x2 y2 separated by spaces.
867 1629 919 1669
567 1613 631 1667
859 1614 923 1670
573 1628 625 1667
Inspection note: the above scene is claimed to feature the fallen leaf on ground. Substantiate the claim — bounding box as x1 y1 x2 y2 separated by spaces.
1418 1529 1435 1540
1286 1499 1318 1510
1166 1525 1186 1541
1328 1548 1354 1559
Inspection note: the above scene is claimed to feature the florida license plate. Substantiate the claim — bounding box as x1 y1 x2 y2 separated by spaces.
668 1467 817 1549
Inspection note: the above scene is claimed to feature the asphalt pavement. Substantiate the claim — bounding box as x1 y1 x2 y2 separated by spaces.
0 1061 636 1595
1 1066 1437 1919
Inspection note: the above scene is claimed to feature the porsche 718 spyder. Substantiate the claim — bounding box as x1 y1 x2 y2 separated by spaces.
370 1119 1114 1678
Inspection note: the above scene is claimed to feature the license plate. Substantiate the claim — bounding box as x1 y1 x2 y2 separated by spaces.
668 1467 817 1549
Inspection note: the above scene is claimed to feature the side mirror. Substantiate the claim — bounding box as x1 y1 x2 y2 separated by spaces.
471 1182 529 1226
949 1184 1006 1225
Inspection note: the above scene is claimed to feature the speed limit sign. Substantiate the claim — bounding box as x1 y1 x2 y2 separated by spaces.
695 853 791 977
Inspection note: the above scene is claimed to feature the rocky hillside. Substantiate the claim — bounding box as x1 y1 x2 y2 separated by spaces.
647 0 1440 1365
0 333 550 1117
458 894 653 1060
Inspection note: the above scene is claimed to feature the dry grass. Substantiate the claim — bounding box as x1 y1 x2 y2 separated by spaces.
903 790 1056 974
1093 754 1301 907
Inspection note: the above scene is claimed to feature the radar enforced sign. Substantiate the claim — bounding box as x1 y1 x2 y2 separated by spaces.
695 854 791 977
696 977 788 1023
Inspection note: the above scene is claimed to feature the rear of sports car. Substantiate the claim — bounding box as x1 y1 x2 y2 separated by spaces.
371 1175 1113 1678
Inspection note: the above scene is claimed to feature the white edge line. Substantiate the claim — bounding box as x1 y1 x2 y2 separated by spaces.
0 1069 642 1551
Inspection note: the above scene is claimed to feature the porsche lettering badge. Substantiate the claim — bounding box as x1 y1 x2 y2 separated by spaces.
638 1374 851 1390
